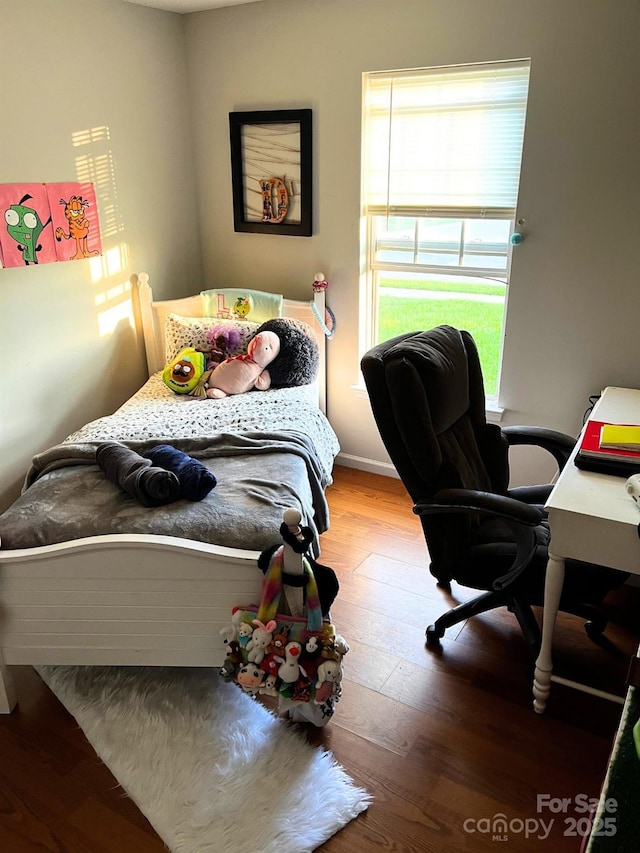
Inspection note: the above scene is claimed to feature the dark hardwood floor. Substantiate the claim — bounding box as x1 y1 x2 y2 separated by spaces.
1 464 638 852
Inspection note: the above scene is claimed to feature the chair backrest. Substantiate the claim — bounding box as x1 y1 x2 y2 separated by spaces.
361 326 510 581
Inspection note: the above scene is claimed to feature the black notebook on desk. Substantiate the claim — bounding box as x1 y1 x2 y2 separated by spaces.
574 419 640 477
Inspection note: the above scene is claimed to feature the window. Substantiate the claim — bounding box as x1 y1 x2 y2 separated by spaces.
361 61 530 401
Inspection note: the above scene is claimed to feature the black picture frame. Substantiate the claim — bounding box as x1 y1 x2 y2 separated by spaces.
229 109 312 236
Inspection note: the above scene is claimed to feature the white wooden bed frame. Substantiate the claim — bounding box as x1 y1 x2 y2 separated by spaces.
0 272 329 713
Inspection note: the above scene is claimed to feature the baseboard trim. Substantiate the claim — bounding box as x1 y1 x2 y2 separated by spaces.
335 452 399 479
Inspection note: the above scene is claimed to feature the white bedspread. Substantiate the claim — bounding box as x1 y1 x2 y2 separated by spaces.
66 375 339 484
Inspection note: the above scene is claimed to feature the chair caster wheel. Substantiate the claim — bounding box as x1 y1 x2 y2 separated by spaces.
426 625 444 645
585 620 605 641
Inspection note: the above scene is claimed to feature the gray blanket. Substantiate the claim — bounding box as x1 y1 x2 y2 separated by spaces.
0 431 329 552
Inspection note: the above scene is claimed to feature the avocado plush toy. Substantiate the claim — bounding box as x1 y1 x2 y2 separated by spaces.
162 347 208 395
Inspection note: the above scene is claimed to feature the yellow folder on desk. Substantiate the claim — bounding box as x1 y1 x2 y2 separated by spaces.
600 424 640 451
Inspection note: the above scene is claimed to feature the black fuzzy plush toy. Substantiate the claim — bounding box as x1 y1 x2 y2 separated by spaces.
253 317 319 388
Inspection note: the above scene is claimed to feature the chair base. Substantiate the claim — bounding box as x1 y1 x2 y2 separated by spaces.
425 590 607 658
426 589 518 645
560 600 608 639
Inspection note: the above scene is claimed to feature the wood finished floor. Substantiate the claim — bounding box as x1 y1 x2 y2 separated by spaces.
1 464 639 852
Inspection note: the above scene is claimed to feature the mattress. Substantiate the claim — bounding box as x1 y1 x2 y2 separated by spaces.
0 376 340 552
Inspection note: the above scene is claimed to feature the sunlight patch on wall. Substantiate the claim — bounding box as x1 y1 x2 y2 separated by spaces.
95 277 133 337
72 126 124 241
73 126 132 336
89 243 130 283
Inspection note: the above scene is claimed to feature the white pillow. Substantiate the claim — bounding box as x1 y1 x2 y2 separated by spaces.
164 313 259 363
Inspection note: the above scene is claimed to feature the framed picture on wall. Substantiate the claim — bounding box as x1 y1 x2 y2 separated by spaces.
229 109 312 236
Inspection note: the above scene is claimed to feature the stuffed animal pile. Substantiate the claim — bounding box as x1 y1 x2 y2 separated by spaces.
220 513 347 726
162 317 319 398
220 586 348 723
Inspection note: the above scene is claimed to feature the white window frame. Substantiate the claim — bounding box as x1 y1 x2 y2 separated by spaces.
360 60 531 406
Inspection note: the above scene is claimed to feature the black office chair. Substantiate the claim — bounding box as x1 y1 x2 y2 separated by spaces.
361 325 628 658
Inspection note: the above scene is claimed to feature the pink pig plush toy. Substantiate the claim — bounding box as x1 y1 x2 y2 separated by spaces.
205 330 280 398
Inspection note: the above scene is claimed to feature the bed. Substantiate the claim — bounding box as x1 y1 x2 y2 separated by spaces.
0 273 338 713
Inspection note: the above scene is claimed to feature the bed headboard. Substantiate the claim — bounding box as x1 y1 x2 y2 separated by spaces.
132 272 328 413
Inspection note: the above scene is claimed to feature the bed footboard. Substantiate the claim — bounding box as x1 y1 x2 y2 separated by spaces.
0 534 265 712
0 650 17 713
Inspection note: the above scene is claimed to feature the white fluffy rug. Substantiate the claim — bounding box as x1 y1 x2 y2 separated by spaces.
36 665 371 853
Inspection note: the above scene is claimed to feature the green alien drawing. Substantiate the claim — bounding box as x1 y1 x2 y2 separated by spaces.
4 194 48 264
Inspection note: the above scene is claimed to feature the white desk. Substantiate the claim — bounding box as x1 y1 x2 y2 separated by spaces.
533 386 640 714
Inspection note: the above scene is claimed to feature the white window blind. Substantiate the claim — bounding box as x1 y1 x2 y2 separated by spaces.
363 61 531 219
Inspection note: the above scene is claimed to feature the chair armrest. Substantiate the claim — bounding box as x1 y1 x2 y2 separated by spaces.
502 425 576 471
413 489 542 591
414 488 543 527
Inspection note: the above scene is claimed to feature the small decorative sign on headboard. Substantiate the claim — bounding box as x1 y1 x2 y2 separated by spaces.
0 181 102 268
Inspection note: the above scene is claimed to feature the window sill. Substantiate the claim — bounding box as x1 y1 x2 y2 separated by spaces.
352 383 505 423
485 402 505 424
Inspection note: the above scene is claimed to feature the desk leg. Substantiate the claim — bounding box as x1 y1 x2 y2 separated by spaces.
533 552 565 714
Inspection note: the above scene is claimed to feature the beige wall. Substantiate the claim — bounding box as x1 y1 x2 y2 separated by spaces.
0 0 201 510
186 0 640 483
2 0 639 514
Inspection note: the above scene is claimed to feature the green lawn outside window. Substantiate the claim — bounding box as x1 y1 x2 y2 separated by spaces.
378 277 506 397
